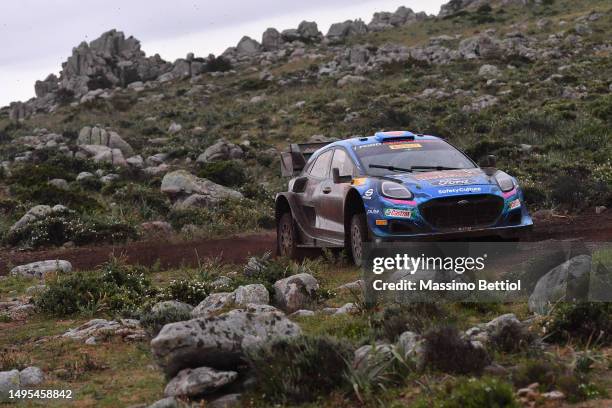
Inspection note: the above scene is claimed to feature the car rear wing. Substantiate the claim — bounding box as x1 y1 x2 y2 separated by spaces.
280 142 332 177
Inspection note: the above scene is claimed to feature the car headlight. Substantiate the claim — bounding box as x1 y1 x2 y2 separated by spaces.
495 171 516 192
381 181 413 200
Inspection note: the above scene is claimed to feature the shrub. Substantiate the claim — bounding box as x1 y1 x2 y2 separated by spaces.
156 278 210 305
543 302 611 345
373 303 449 341
139 305 192 336
512 359 561 390
489 320 535 353
113 183 170 218
34 258 153 316
4 211 137 248
414 377 519 408
422 325 490 374
246 335 352 404
197 160 247 187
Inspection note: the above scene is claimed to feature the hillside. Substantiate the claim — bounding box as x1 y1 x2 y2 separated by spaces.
0 0 611 406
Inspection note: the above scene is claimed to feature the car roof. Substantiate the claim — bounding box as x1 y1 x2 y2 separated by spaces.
324 131 442 151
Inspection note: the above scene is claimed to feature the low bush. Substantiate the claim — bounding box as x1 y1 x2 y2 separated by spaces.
197 160 247 187
139 305 192 336
543 302 611 345
113 183 170 219
422 325 490 374
34 258 153 316
156 278 210 305
414 377 519 408
4 211 137 248
373 303 450 341
489 320 535 353
246 335 353 404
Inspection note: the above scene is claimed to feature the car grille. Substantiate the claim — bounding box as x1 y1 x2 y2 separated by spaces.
419 194 504 230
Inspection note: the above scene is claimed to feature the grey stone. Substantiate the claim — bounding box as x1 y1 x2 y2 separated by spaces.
48 178 69 190
529 255 592 314
11 260 72 278
147 397 179 408
233 284 269 306
161 170 243 201
262 28 283 51
208 393 242 408
196 139 243 163
273 273 319 313
236 36 261 56
353 343 394 370
76 171 95 181
151 300 193 315
0 370 20 401
151 304 301 376
191 292 236 318
164 366 237 397
19 367 44 387
479 64 501 79
77 126 134 156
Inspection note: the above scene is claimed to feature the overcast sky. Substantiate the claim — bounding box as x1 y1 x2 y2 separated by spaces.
0 0 445 107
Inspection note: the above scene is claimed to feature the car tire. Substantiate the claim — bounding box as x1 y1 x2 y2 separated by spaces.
349 213 369 267
277 212 299 259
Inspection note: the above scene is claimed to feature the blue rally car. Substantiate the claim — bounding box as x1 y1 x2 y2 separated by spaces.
275 131 533 265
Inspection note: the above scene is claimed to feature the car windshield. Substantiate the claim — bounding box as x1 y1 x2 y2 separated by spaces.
354 139 476 177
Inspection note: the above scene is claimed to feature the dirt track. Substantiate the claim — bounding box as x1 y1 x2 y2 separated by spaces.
1 213 610 274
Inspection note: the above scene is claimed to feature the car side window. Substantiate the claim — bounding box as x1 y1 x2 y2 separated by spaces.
309 150 333 179
331 149 356 177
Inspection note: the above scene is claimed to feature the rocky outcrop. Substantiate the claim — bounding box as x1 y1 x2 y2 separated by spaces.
77 126 134 156
262 28 283 51
326 20 368 43
151 304 301 376
10 205 69 232
11 260 72 279
161 170 243 204
369 7 425 31
62 318 147 343
236 36 262 56
196 139 243 163
164 367 237 397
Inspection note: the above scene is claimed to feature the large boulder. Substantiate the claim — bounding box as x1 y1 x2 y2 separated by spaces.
0 370 20 401
262 28 283 51
77 126 134 156
9 204 68 232
326 20 368 43
236 36 261 56
191 292 236 318
164 366 237 397
151 304 302 376
196 139 243 163
297 21 322 42
19 367 44 387
78 144 127 167
11 260 72 279
529 255 592 314
273 273 319 313
160 170 243 201
233 284 269 306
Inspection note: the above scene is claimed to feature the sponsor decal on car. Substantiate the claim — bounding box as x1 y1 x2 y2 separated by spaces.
351 177 367 186
509 198 521 210
384 208 412 218
437 187 482 194
430 178 473 186
367 208 380 215
414 169 480 181
388 143 422 150
363 189 374 199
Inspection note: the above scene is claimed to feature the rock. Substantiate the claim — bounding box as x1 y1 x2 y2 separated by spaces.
236 36 261 56
191 292 235 318
164 366 237 397
463 95 498 112
335 303 358 315
397 331 425 365
233 284 269 306
208 393 242 408
337 280 364 292
147 397 179 408
78 144 127 167
353 343 394 370
100 173 120 184
0 370 20 400
290 309 316 317
77 126 134 156
196 139 243 163
326 20 368 43
11 260 72 278
595 206 607 215
262 28 283 51
542 390 565 400
76 171 95 182
126 155 144 168
25 284 47 296
479 64 501 79
161 170 243 201
529 255 592 314
297 21 322 42
63 318 146 342
35 74 59 98
337 75 368 87
249 95 266 104
48 178 69 190
10 204 68 232
140 221 173 237
210 276 233 291
151 300 193 315
168 122 182 134
19 367 44 387
485 313 521 332
151 304 301 376
273 273 319 313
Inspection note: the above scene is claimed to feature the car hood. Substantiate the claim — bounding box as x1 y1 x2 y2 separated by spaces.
383 168 498 189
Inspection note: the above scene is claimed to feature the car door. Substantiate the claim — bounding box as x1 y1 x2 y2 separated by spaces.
295 149 334 237
320 148 357 240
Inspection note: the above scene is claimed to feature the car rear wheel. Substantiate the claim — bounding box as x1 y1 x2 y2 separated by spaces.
277 212 298 259
349 213 369 267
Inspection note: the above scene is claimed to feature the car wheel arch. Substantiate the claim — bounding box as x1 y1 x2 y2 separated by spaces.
344 188 365 244
275 195 292 221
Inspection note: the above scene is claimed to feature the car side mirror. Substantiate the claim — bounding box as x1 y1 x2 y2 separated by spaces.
479 155 497 168
332 167 352 184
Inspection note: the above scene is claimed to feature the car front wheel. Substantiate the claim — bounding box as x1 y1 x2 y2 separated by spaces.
277 212 298 259
349 213 369 267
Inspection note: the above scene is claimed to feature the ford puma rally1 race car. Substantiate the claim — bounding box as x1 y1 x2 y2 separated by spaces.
275 131 533 265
